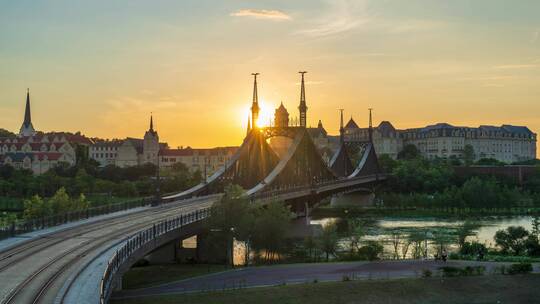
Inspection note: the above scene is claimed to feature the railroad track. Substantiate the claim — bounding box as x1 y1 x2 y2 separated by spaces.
0 197 215 304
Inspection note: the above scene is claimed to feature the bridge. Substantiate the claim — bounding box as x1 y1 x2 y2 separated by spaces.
0 73 385 304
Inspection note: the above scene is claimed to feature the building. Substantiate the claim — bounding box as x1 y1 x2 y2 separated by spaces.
343 115 537 163
159 146 239 176
343 118 402 159
89 139 122 167
19 89 36 137
0 90 89 174
90 115 167 168
401 123 536 162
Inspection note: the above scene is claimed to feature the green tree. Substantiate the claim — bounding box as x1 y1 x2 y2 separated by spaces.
463 144 475 166
409 231 427 259
494 226 530 255
357 241 384 261
378 154 397 173
346 218 364 255
23 195 50 220
398 144 420 160
251 201 291 262
207 185 256 264
303 236 318 261
456 220 478 249
318 224 339 262
48 187 71 214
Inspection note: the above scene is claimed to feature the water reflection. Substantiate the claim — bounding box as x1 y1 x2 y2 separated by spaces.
311 215 538 258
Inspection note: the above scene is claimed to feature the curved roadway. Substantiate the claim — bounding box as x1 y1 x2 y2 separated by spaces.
0 196 218 304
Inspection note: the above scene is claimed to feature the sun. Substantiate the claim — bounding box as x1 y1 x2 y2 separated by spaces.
242 99 275 128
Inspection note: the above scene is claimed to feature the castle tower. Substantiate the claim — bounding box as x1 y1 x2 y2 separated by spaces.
19 89 36 137
250 73 260 128
274 102 290 127
298 71 308 128
143 114 160 164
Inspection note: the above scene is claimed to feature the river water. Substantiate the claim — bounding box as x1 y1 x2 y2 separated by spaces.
310 215 538 258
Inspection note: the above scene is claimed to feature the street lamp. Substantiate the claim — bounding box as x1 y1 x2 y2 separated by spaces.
153 151 161 207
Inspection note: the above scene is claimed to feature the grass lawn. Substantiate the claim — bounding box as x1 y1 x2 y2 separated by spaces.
113 274 540 304
122 264 229 290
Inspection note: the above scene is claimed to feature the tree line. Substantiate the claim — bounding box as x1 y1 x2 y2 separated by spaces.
377 145 540 209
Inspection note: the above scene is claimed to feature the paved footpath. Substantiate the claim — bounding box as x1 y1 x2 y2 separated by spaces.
113 260 540 299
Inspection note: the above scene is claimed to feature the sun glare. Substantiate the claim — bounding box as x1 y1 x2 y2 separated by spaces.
242 100 275 128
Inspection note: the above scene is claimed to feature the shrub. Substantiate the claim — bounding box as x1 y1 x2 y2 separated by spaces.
421 269 432 278
357 241 384 261
439 266 485 277
439 266 461 277
507 263 533 275
460 241 487 256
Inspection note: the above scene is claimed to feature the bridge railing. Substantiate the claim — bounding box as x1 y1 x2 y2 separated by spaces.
252 174 385 202
99 207 211 304
0 197 155 241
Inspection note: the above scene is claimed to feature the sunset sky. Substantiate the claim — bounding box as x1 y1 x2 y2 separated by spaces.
1 0 539 149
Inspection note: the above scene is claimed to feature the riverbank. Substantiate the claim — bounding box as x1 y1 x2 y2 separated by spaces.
111 273 540 304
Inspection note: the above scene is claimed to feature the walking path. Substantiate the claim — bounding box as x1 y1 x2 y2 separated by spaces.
113 260 540 299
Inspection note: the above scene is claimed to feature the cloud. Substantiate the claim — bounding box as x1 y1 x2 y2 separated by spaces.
230 9 291 21
295 0 370 37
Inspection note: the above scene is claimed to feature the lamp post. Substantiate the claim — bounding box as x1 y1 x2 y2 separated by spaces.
153 150 161 207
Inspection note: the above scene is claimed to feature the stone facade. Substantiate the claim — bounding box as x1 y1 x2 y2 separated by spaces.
159 147 238 176
343 118 537 163
89 116 165 168
0 133 78 174
0 91 92 174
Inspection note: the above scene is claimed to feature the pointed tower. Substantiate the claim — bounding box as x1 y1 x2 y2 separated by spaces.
250 73 260 128
298 71 308 127
19 88 36 137
274 102 290 127
143 114 160 165
339 109 345 143
368 108 373 143
247 114 251 136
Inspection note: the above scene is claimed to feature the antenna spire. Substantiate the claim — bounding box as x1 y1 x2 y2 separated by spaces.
298 71 308 127
251 73 260 128
368 108 373 143
339 109 344 143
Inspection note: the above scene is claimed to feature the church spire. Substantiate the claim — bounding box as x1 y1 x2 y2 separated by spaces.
250 73 260 128
298 71 307 127
24 88 32 128
247 114 251 135
149 113 154 131
19 88 36 137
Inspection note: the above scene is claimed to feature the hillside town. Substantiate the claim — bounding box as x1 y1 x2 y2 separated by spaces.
0 90 537 175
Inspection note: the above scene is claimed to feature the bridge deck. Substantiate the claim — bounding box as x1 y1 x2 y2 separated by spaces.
0 196 219 304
